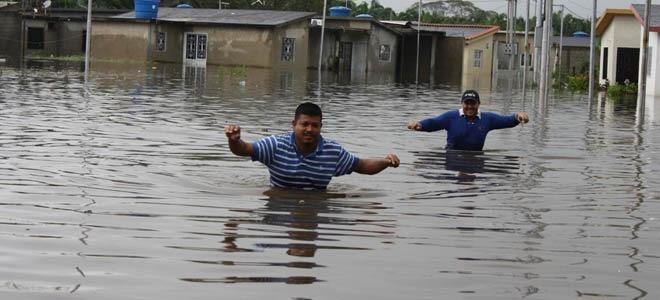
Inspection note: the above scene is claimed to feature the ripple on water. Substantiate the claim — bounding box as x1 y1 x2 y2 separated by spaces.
1 65 659 299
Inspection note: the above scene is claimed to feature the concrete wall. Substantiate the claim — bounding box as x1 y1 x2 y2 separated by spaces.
201 25 273 67
367 24 397 74
308 27 336 70
435 36 463 85
201 20 307 68
92 20 309 68
492 32 531 71
550 46 590 75
151 22 184 63
312 29 369 72
23 19 50 57
91 21 151 62
309 19 398 78
0 10 20 62
644 31 660 95
56 21 86 56
462 35 494 90
600 15 640 84
271 20 309 69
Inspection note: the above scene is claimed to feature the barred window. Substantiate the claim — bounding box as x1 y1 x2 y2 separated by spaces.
156 32 166 52
379 44 391 61
281 38 295 62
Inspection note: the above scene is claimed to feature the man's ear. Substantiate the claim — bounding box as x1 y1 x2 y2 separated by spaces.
291 119 296 127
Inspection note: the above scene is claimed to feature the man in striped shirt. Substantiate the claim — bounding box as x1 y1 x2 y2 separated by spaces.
225 102 400 190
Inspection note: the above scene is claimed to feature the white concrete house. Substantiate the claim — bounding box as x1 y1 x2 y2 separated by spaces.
596 8 641 86
631 4 660 96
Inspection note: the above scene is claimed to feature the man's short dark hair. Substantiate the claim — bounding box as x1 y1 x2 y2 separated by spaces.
295 102 322 120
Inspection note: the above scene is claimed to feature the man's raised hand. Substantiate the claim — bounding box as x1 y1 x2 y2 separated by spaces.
224 125 242 141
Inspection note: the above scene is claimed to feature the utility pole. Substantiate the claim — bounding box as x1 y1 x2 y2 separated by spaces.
318 0 327 79
638 0 651 108
505 0 517 70
588 0 597 99
523 0 530 90
539 0 552 102
416 0 421 84
534 0 543 83
555 4 564 87
84 0 92 84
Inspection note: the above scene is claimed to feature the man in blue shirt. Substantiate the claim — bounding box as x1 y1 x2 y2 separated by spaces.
407 90 529 151
225 102 400 190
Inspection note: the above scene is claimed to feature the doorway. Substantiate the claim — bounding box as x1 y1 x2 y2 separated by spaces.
184 32 208 67
338 42 352 72
616 47 639 84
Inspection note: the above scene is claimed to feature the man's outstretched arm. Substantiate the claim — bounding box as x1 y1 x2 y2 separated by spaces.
354 154 400 175
225 125 253 157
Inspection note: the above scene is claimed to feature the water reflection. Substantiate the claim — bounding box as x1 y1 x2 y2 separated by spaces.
179 189 391 285
412 149 521 183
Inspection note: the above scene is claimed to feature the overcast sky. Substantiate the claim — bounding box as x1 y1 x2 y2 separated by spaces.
376 0 636 19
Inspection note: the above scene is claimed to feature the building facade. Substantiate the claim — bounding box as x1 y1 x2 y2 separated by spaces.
308 16 400 82
92 8 314 69
631 4 660 96
596 8 640 85
0 5 125 65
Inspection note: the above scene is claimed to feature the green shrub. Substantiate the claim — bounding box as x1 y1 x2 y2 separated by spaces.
607 82 637 97
567 74 588 92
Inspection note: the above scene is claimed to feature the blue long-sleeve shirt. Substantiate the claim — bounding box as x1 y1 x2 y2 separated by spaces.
419 109 520 151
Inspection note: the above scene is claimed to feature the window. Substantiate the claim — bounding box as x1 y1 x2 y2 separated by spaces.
473 50 482 68
196 35 207 59
156 32 166 52
27 27 44 49
519 53 532 68
184 33 207 61
281 38 295 62
379 44 391 61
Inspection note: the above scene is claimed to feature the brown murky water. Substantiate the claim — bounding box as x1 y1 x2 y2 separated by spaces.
1 61 659 299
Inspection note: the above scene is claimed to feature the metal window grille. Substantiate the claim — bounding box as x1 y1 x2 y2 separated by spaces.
379 44 391 61
157 32 166 52
281 38 295 62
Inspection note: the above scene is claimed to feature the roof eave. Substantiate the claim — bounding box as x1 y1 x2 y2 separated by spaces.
597 8 634 36
630 4 660 33
466 26 499 41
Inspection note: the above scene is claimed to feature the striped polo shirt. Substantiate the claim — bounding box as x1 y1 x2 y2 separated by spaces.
251 132 359 190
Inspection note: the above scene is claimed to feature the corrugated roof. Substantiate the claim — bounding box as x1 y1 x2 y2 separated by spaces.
380 20 411 27
112 8 315 26
319 16 402 36
595 8 634 36
551 36 590 48
411 22 498 40
631 4 660 32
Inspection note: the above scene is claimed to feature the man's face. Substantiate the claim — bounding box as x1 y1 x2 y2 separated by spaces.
292 114 322 147
462 99 480 117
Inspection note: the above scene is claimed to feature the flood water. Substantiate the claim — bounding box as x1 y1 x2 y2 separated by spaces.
1 61 660 300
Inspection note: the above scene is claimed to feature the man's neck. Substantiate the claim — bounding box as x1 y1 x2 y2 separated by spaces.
297 143 316 156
